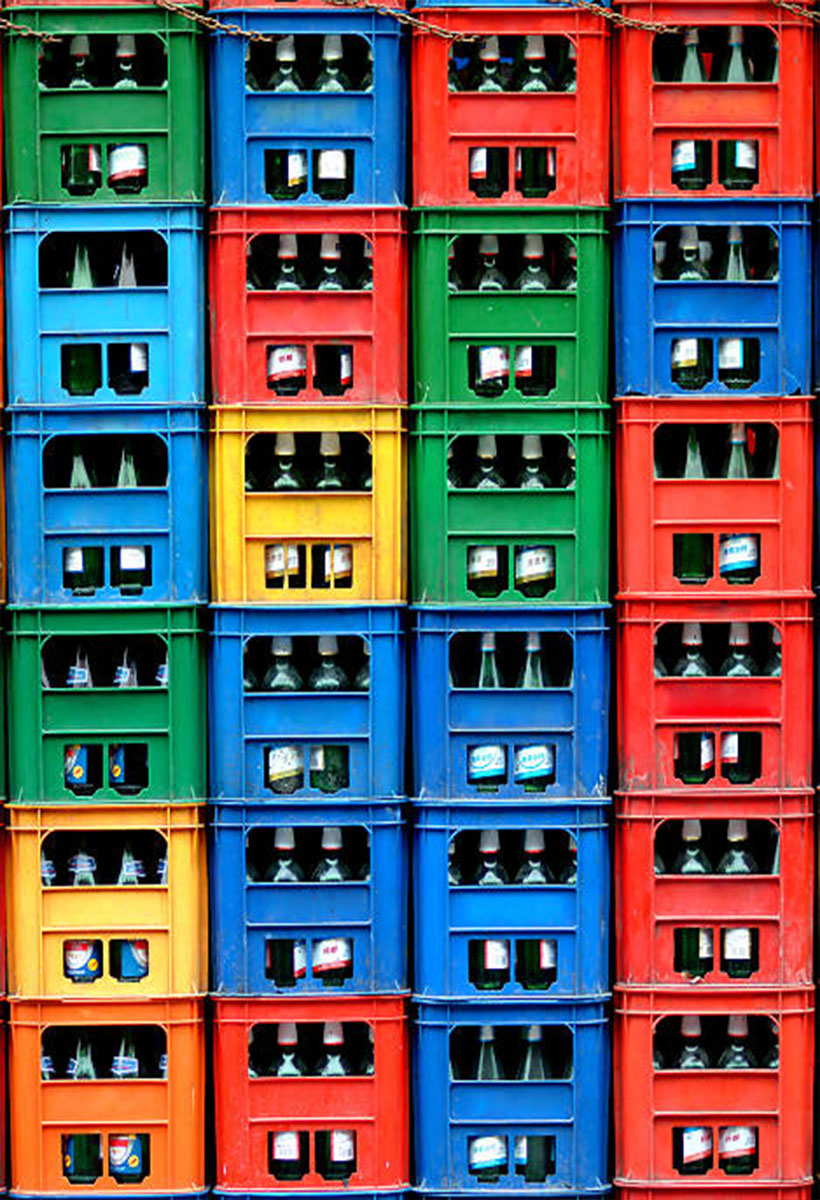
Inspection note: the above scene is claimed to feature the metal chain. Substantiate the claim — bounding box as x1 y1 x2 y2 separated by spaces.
0 15 58 40
154 0 476 40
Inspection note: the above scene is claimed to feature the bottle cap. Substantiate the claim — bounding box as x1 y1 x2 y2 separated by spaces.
274 826 296 851
321 826 343 851
278 233 298 260
521 434 543 460
323 34 344 62
276 34 297 63
727 818 748 842
523 828 545 854
681 1014 701 1038
69 34 90 57
320 432 342 458
728 621 750 647
479 1024 494 1040
524 34 546 60
682 818 702 842
679 225 700 252
274 432 296 457
278 1021 298 1045
479 829 501 854
522 233 545 260
480 632 496 651
321 233 342 261
318 635 339 656
324 1020 345 1045
272 636 293 656
525 632 542 652
479 234 499 257
729 24 744 43
727 1014 749 1038
681 622 703 646
116 34 137 59
479 35 500 62
683 28 700 45
525 1024 542 1041
728 224 743 245
477 434 497 459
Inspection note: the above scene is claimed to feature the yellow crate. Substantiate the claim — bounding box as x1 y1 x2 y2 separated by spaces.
7 802 207 999
210 404 406 604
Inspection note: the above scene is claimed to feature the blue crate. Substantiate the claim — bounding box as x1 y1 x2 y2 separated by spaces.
614 198 811 396
210 10 406 206
210 796 407 995
412 797 610 1001
7 404 207 606
209 605 406 801
411 606 609 800
413 997 610 1194
5 204 205 407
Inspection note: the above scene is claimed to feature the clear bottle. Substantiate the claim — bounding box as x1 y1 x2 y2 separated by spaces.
111 1034 140 1079
654 632 668 677
556 241 578 289
113 34 138 89
476 1024 502 1080
673 819 712 874
515 828 553 884
675 1015 710 1068
67 646 93 689
469 435 505 489
309 635 349 691
270 432 304 491
517 631 548 688
271 1022 307 1076
477 631 502 688
316 1021 353 1076
270 36 303 93
265 826 305 883
516 35 548 92
316 35 351 93
313 827 352 882
116 443 139 488
672 622 710 676
517 1024 548 1080
274 235 302 292
715 24 752 82
69 241 95 290
476 37 503 92
515 434 550 489
476 235 507 292
678 28 707 81
315 432 346 490
719 622 756 676
722 422 752 478
263 636 304 692
117 845 145 885
718 1014 757 1069
514 234 552 291
318 234 347 291
722 224 748 281
684 425 707 478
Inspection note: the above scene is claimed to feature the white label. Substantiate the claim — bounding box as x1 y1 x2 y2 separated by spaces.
325 545 353 581
87 145 102 173
672 140 697 172
478 345 509 382
719 339 743 370
469 148 488 180
701 733 715 769
330 1131 355 1162
540 939 557 968
514 1136 527 1166
108 144 147 180
469 1136 506 1169
120 546 146 570
66 548 84 573
111 1054 139 1079
318 150 347 180
268 346 306 382
273 1133 300 1162
309 746 325 771
514 345 533 379
515 546 554 585
721 732 739 764
734 141 757 169
293 940 307 978
468 744 506 779
672 338 699 369
483 940 509 970
313 937 353 972
699 929 714 957
719 1126 756 1158
724 928 752 960
682 1127 713 1164
265 544 300 574
514 743 554 781
287 151 308 187
339 349 353 386
130 343 148 372
719 535 757 576
267 745 302 782
467 546 499 580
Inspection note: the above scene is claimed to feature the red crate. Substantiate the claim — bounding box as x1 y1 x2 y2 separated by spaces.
615 789 813 987
614 984 814 1185
617 595 812 792
208 0 406 8
213 994 409 1192
617 1184 812 1199
412 7 610 208
616 396 813 599
210 207 407 407
613 0 814 198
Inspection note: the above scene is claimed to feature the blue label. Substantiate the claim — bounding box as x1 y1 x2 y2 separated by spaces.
111 1055 139 1079
65 744 88 786
109 745 126 786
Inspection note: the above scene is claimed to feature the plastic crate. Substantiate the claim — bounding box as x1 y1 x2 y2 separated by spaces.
210 207 407 406
9 996 205 1196
213 994 409 1192
614 984 814 1185
7 404 207 607
412 8 609 207
617 595 812 792
4 7 205 204
209 605 405 801
210 797 407 995
412 208 609 408
412 797 610 1000
413 996 609 1193
613 0 814 198
7 802 207 999
5 204 205 408
210 405 405 604
210 9 406 206
7 606 207 804
616 789 813 987
410 406 609 606
618 1187 809 1200
615 395 813 597
411 607 609 799
614 200 811 396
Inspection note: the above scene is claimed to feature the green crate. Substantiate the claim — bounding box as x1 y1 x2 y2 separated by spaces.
7 605 206 803
5 7 205 204
412 207 610 408
410 405 610 605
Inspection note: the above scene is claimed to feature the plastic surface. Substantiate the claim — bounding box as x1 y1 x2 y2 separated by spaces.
4 7 205 204
614 984 814 1184
413 996 609 1193
614 0 814 197
210 797 407 995
210 10 406 206
616 395 813 597
7 606 207 804
5 205 205 408
411 607 609 799
210 405 405 604
412 208 609 408
616 789 813 986
210 207 407 405
213 994 409 1191
617 1188 809 1200
9 996 205 1195
617 595 812 791
7 802 207 999
412 797 610 999
209 605 405 801
7 405 207 606
614 200 811 396
410 406 609 606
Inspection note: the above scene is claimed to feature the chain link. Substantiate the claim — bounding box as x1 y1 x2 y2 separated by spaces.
0 15 58 40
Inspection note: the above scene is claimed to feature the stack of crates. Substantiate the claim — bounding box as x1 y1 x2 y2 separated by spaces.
2 0 209 1196
409 0 612 1194
206 3 410 1200
612 1 815 1198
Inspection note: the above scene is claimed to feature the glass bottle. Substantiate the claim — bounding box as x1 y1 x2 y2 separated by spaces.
472 346 509 397
719 622 756 676
718 1126 757 1175
68 36 93 90
654 632 668 676
318 234 346 291
671 338 711 389
361 240 373 289
315 432 346 490
354 642 370 690
515 828 553 883
111 1034 140 1079
69 241 95 290
722 422 752 477
556 241 578 289
266 149 308 202
764 627 781 675
678 28 707 81
41 847 56 887
68 1036 97 1080
476 36 503 92
270 36 302 93
677 225 708 281
684 425 706 478
476 1024 502 1080
514 234 552 291
312 827 352 882
517 1024 548 1085
469 435 505 489
554 38 577 90
309 635 349 690
477 631 502 688
270 1022 306 1077
67 646 93 689
116 443 139 488
515 434 550 489
467 545 503 597
267 345 307 395
474 830 509 885
715 24 752 82
117 845 145 885
263 636 304 692
672 622 710 676
673 819 712 874
70 442 95 490
677 927 714 979
265 826 305 883
274 235 302 292
718 1014 757 1069
448 840 463 886
717 818 758 874
113 35 138 89
316 35 350 92
316 1022 353 1076
514 545 555 597
271 432 304 491
676 1015 710 1068
517 631 548 688
675 729 715 789
516 35 548 92
722 224 748 281
476 235 506 292
315 149 352 202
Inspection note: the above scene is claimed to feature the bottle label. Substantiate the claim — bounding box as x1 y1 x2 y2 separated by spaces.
515 546 554 586
540 939 557 968
719 339 743 370
483 939 509 970
64 940 100 977
339 349 353 386
65 548 85 574
129 343 148 372
70 853 96 876
267 746 302 783
724 928 752 959
469 148 488 180
287 151 308 187
719 1125 756 1158
672 141 697 172
701 733 715 769
699 929 714 957
156 662 169 686
478 345 509 382
325 545 353 583
120 546 146 571
111 1055 140 1079
469 1136 507 1169
265 544 300 575
41 1054 54 1078
86 145 102 175
113 664 134 686
273 1132 301 1162
734 141 757 169
318 150 347 180
65 744 88 785
312 937 353 972
41 857 56 884
293 940 307 978
468 744 506 780
514 743 554 782
721 732 740 764
109 1135 143 1175
330 1131 355 1162
67 664 91 687
108 144 148 183
719 535 758 575
310 746 325 771
110 745 126 785
682 1126 713 1164
514 345 533 379
120 860 145 884
514 1136 527 1166
467 546 499 580
268 346 307 383
672 338 699 368
159 1053 168 1076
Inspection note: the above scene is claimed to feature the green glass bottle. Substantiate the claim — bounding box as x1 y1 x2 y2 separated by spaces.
263 637 304 692
715 24 752 82
68 36 93 90
315 1130 356 1181
677 225 709 280
674 732 715 784
111 1033 140 1079
309 636 349 690
722 224 748 281
717 818 758 874
270 433 304 491
116 443 139 488
517 35 548 92
318 234 348 291
477 632 502 688
718 1125 757 1175
676 927 713 978
671 337 711 388
718 1014 756 1069
476 235 507 292
315 432 347 490
677 28 706 81
722 422 752 477
718 337 759 389
764 627 781 675
476 37 503 93
467 545 504 598
68 1036 97 1079
113 35 139 90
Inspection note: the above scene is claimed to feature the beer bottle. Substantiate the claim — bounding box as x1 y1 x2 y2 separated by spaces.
553 440 576 487
674 1126 713 1174
671 136 710 187
316 35 351 92
267 345 307 395
318 234 346 291
116 443 139 488
674 732 715 784
654 631 668 675
108 145 147 195
316 1021 353 1076
474 829 508 885
310 744 350 793
718 1126 757 1174
717 819 758 874
515 829 553 883
315 1130 356 1181
514 234 552 291
673 820 712 874
671 338 711 388
721 730 757 784
676 1015 710 1068
269 1131 309 1182
517 632 548 688
117 845 145 885
516 35 548 92
63 145 102 197
311 936 353 987
309 636 349 690
718 337 759 389
515 435 550 489
270 36 303 94
469 148 505 200
315 150 353 201
476 37 503 92
266 746 304 795
109 343 148 396
553 38 577 90
672 623 710 675
719 622 756 675
469 435 505 489
361 240 373 290
448 840 463 885
313 827 352 881
556 841 577 884
68 1036 97 1080
477 631 502 688
514 545 555 597
469 1135 507 1183
315 432 346 490
266 939 307 988
269 235 300 293
262 637 304 692
556 240 577 289
269 432 304 490
677 927 713 979
764 627 781 675
718 1014 756 1069
266 150 308 201
111 1034 140 1079
467 546 504 598
264 827 305 883
514 743 555 792
41 848 56 887
114 649 138 688
677 225 708 281
68 36 93 90
476 235 507 292
722 224 748 281
67 646 93 688
271 1022 307 1076
113 35 138 89
472 346 509 397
